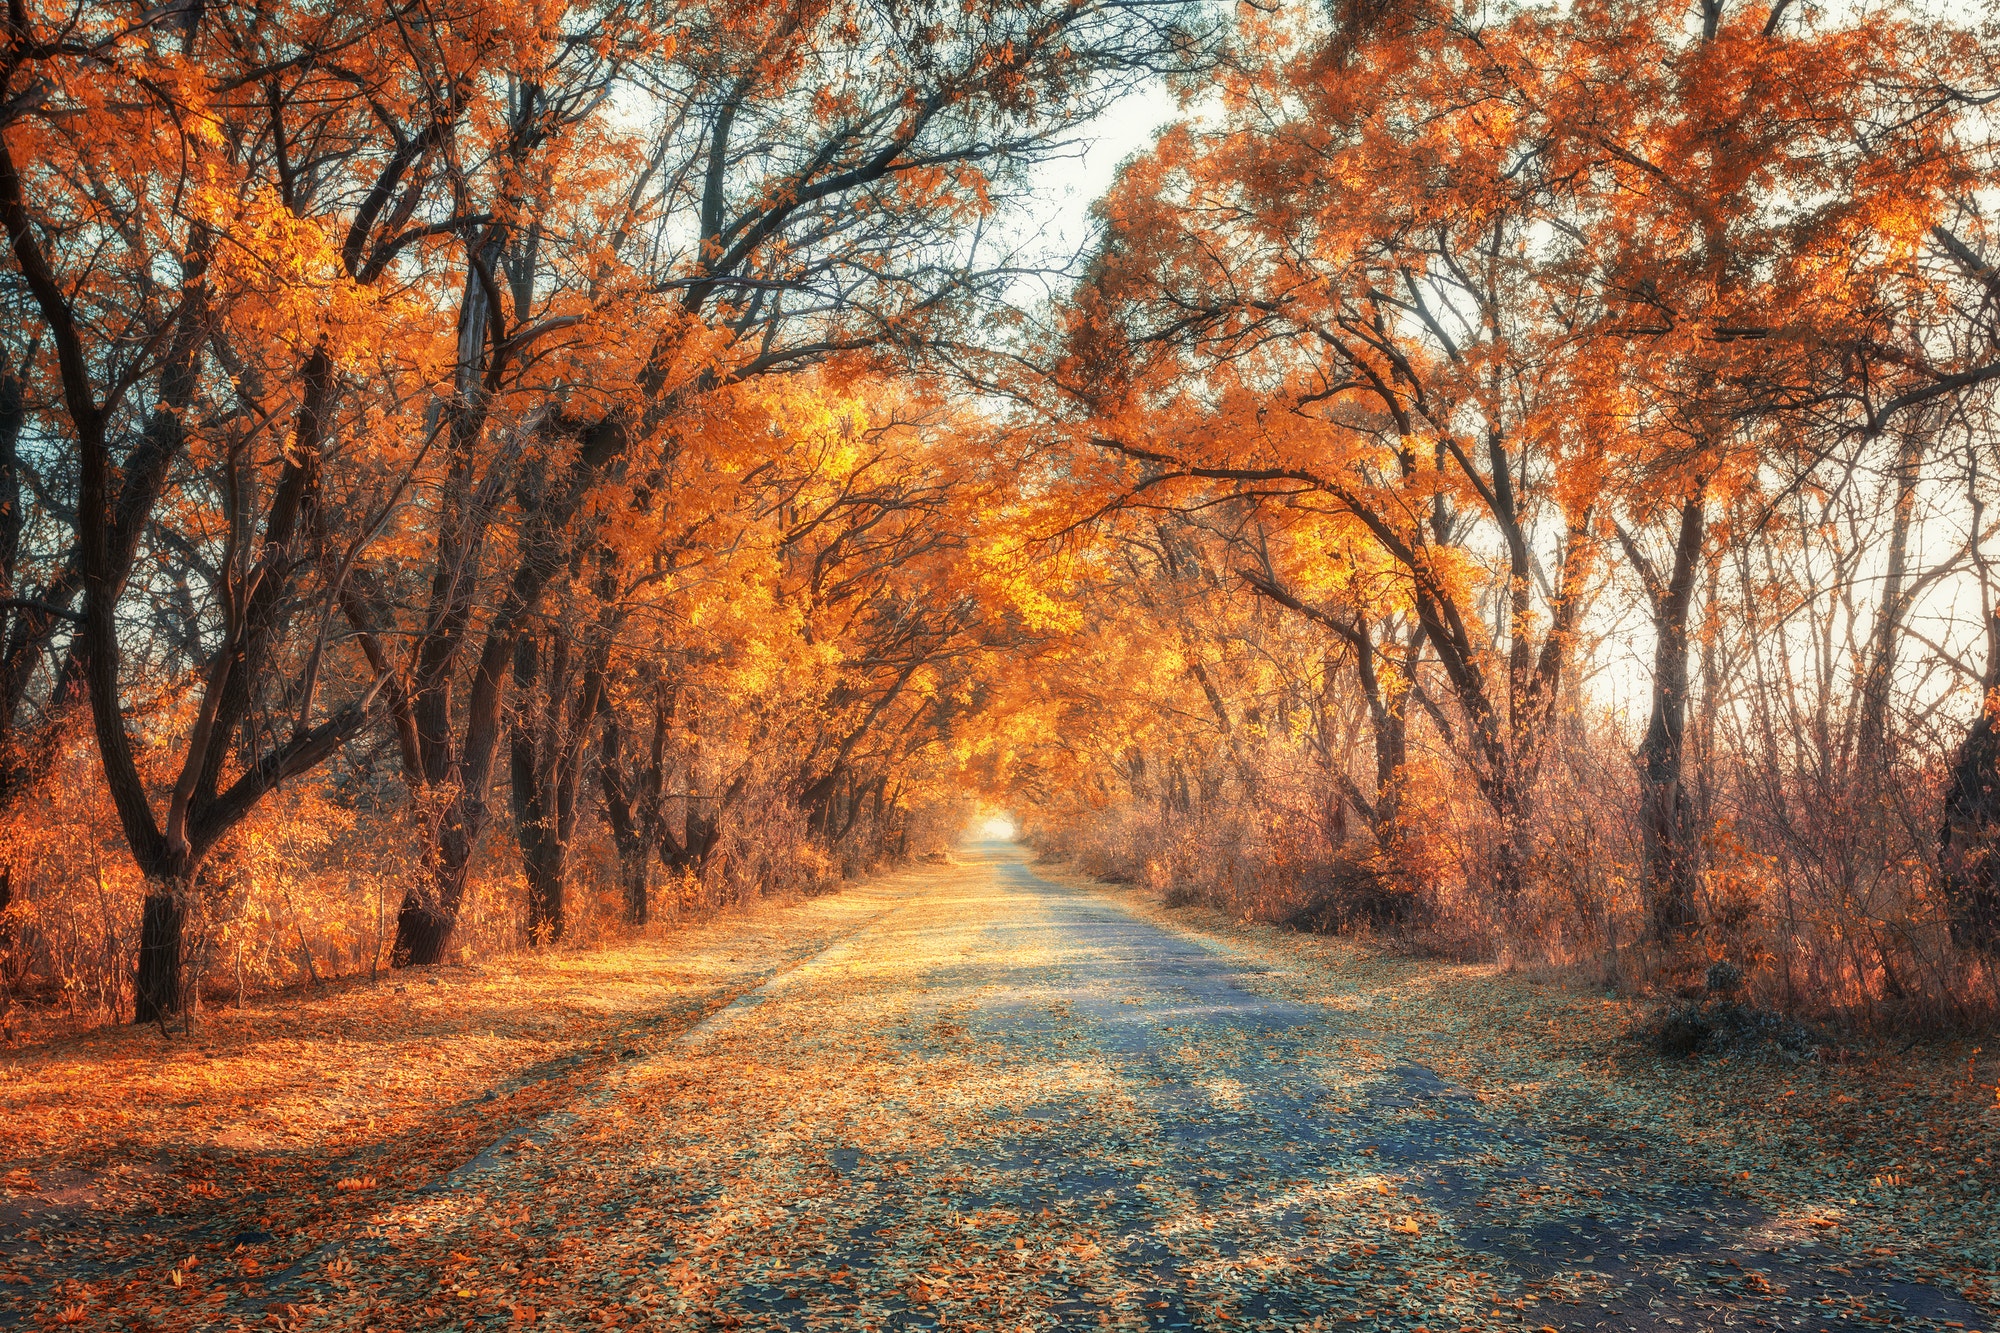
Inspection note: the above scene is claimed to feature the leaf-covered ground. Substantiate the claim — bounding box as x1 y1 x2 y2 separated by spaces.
5 847 1997 1332
1099 880 2000 1323
0 882 900 1329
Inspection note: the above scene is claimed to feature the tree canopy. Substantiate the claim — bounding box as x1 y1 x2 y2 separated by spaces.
4 0 2000 1029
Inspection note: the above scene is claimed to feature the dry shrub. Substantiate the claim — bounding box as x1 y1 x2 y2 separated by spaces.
1027 698 1999 1037
1710 726 1995 1033
1029 751 1414 934
0 728 965 1040
1 738 136 1029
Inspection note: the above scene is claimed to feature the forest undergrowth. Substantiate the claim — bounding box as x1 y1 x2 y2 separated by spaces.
1030 786 2000 1044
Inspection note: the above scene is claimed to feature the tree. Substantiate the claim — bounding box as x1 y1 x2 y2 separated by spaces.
1041 0 1601 903
355 0 1212 964
1030 0 1999 926
0 0 456 1019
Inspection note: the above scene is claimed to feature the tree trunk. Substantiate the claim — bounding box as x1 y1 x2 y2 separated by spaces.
598 674 672 928
1234 568 1428 854
1371 691 1409 830
617 842 650 926
1352 621 1419 842
1858 430 1926 772
662 772 738 877
509 632 592 946
133 880 187 1027
1938 715 2000 952
519 822 567 945
1491 785 1529 907
395 808 478 966
1632 496 1705 944
1938 607 2000 953
0 863 12 988
1185 651 1256 798
394 891 462 969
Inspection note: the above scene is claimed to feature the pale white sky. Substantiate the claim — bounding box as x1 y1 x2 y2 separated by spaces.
1011 80 1183 303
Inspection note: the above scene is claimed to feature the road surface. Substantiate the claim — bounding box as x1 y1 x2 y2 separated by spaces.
285 842 1992 1331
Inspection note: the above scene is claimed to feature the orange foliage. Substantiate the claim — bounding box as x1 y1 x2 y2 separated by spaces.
3 0 2000 1039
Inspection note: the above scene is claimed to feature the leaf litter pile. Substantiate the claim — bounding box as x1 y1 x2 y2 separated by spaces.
6 849 1998 1332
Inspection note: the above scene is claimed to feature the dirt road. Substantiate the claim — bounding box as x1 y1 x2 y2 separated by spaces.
235 841 1991 1332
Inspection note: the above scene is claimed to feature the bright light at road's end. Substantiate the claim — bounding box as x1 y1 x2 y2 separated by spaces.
979 816 1017 840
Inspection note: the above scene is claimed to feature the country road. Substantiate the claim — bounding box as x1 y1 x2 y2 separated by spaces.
252 841 1992 1332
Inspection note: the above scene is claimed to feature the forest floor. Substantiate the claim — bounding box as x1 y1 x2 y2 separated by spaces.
1 845 1997 1332
0 876 904 1330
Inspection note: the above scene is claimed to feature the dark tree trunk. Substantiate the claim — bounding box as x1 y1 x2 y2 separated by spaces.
391 546 527 967
1939 715 2000 952
518 822 567 945
599 666 675 927
1626 496 1706 944
508 631 600 946
130 851 245 1024
0 351 33 964
1939 608 2000 953
388 872 458 964
396 806 480 967
616 843 650 927
389 407 634 966
663 772 740 874
393 898 461 969
132 881 188 1027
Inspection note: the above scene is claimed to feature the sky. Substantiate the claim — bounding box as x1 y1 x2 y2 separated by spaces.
1010 80 1184 302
